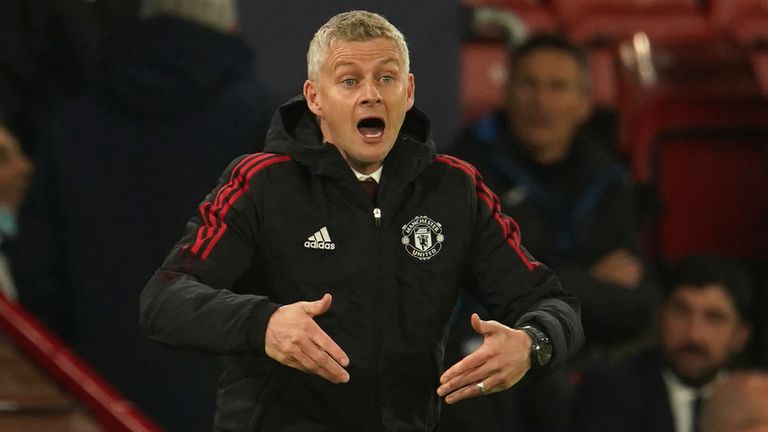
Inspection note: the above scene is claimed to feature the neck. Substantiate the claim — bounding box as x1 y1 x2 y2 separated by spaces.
526 145 569 165
348 160 382 175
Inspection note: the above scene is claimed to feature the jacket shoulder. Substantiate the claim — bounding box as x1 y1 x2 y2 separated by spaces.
219 153 293 184
434 154 483 182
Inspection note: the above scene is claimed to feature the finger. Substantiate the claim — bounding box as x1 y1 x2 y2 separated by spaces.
438 360 492 397
303 293 332 317
444 374 503 404
440 324 489 384
470 313 493 336
300 339 350 383
310 326 350 368
439 341 490 385
287 348 343 384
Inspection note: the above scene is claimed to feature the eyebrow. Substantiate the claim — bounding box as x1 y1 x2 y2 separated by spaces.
333 57 401 73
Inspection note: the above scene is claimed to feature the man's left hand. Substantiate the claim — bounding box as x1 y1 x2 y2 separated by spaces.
437 313 532 404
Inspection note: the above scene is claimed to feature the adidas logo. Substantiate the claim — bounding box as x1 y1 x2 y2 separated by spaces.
304 226 336 250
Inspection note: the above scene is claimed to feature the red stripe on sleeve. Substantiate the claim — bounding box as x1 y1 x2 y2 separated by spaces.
199 153 275 242
190 154 270 255
188 153 291 259
435 154 539 271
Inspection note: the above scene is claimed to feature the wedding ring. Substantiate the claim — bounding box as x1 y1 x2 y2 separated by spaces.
476 381 487 394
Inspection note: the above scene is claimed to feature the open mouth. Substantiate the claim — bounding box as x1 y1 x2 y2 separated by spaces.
357 117 385 139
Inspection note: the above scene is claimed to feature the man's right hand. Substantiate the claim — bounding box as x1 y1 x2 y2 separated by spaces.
265 293 350 384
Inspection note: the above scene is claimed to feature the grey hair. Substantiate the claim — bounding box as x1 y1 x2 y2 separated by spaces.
307 10 410 81
140 0 237 33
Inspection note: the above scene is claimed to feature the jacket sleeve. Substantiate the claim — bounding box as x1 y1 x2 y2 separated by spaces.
446 156 584 370
554 265 657 346
139 154 283 356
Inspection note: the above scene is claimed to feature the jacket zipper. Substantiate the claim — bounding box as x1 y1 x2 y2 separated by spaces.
371 205 383 430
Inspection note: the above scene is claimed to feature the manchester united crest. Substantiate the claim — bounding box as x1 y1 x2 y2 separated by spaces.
401 215 444 261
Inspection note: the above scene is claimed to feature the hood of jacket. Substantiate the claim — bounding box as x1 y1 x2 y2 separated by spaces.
264 96 437 184
101 16 253 119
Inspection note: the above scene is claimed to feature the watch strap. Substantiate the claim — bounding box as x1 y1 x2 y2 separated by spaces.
518 325 552 368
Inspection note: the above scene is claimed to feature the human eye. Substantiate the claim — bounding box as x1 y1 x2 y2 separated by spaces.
667 302 691 320
379 75 393 85
342 78 357 87
705 310 729 327
550 79 569 92
514 77 536 91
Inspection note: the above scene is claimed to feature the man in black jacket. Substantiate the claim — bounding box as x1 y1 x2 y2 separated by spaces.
140 10 583 431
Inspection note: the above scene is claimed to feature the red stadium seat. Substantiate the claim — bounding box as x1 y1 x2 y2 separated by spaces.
617 39 760 154
463 0 543 7
621 93 768 262
614 37 768 262
710 0 768 47
553 0 701 21
463 0 558 34
550 0 713 44
543 0 716 110
460 41 509 120
625 96 768 180
655 135 768 261
709 0 768 97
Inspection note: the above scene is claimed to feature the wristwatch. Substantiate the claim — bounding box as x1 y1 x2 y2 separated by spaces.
518 325 552 369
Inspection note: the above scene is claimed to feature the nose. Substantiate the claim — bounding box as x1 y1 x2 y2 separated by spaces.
685 315 709 345
532 85 553 109
360 81 382 107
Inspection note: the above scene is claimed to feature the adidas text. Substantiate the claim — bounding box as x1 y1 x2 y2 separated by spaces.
304 240 336 250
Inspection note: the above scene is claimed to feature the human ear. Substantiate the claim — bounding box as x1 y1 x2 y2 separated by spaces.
304 80 323 116
406 73 415 110
732 323 751 353
578 95 593 123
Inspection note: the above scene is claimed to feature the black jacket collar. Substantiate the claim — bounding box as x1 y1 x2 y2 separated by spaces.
264 96 436 189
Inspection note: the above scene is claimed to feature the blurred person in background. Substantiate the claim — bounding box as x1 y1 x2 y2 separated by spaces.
700 371 768 432
13 0 270 429
0 0 140 155
0 123 33 300
444 34 656 431
573 255 754 432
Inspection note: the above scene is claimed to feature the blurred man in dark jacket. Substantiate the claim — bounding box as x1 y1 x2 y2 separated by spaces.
14 0 269 430
573 255 753 432
444 34 657 431
0 0 139 154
